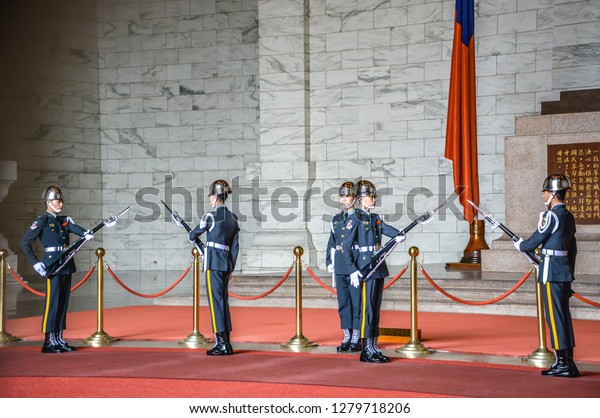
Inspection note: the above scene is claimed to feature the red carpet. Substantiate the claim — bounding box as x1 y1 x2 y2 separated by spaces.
1 346 599 398
2 306 599 398
5 305 600 362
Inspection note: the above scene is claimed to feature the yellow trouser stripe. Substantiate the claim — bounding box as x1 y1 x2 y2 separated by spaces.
360 282 367 338
206 269 217 333
546 282 560 349
42 278 51 333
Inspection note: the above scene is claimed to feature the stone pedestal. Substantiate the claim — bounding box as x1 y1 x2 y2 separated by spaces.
482 111 600 274
0 161 18 268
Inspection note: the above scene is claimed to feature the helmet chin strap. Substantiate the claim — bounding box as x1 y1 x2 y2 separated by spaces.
358 196 376 210
47 201 62 213
545 193 555 206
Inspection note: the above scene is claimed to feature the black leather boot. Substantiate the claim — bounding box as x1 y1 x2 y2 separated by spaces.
567 347 580 377
56 330 75 352
41 332 62 354
542 349 579 377
337 329 351 352
207 332 233 356
225 331 234 355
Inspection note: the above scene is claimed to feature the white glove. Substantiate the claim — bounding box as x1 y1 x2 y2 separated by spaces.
84 230 94 241
513 238 523 251
327 264 334 274
395 234 406 243
105 219 117 228
350 271 362 288
34 262 46 277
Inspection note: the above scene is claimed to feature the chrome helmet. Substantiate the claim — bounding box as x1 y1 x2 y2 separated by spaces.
356 180 377 197
209 179 232 200
42 186 63 202
542 173 571 193
339 181 356 197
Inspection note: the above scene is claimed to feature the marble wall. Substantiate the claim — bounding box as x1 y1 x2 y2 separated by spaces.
1 0 599 273
0 0 101 275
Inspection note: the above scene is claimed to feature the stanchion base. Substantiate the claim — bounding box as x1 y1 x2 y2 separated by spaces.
281 334 319 352
179 331 213 348
396 340 432 358
522 347 555 368
83 330 119 347
0 331 22 345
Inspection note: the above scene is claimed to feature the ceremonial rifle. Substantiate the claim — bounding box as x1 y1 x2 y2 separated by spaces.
360 198 449 281
46 205 132 277
466 200 541 268
161 200 206 257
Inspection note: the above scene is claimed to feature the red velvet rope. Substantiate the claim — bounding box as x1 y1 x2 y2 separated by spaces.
304 263 409 294
420 264 533 305
105 262 191 298
573 292 600 308
229 263 294 300
7 262 96 297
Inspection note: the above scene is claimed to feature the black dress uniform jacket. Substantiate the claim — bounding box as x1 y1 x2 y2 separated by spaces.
20 212 88 275
354 209 400 279
20 211 88 334
519 203 577 350
519 204 577 283
189 205 239 334
326 211 360 275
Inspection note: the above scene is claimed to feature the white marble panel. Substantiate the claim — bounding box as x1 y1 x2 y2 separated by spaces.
373 85 407 104
554 22 600 48
516 70 551 93
552 64 600 90
373 121 407 142
261 161 294 180
477 74 516 96
391 63 424 83
325 32 358 52
326 69 358 88
261 91 305 109
373 46 407 66
479 0 517 15
477 34 517 56
259 35 304 55
358 67 390 85
261 109 306 126
310 14 342 34
341 86 374 105
342 123 373 143
407 42 441 63
260 16 304 37
358 103 391 123
391 24 425 46
496 93 536 115
516 29 553 53
390 102 424 121
499 11 538 34
555 2 600 26
407 81 442 101
260 126 306 145
311 125 343 144
497 52 536 74
260 72 305 91
374 7 407 28
327 106 359 124
477 114 515 135
341 49 373 69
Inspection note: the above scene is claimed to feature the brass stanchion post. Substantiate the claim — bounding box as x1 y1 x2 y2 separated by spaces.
180 247 211 347
0 249 20 344
281 246 318 351
523 265 554 367
397 246 431 357
84 248 118 346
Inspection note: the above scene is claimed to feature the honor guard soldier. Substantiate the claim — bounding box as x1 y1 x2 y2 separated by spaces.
353 180 404 363
189 180 240 356
514 173 579 377
20 186 93 353
326 181 362 352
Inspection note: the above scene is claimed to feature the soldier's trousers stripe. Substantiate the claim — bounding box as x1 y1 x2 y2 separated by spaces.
206 269 218 333
42 278 51 333
545 283 560 349
360 282 367 338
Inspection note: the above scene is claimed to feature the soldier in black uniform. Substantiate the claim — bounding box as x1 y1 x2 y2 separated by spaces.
353 180 405 363
326 181 362 352
20 186 93 353
188 180 240 356
515 173 579 378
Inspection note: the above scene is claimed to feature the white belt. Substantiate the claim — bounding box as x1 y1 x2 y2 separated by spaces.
357 246 376 252
541 249 567 256
206 241 230 251
45 246 66 252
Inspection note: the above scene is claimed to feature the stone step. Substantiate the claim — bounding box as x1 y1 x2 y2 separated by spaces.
154 266 600 320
